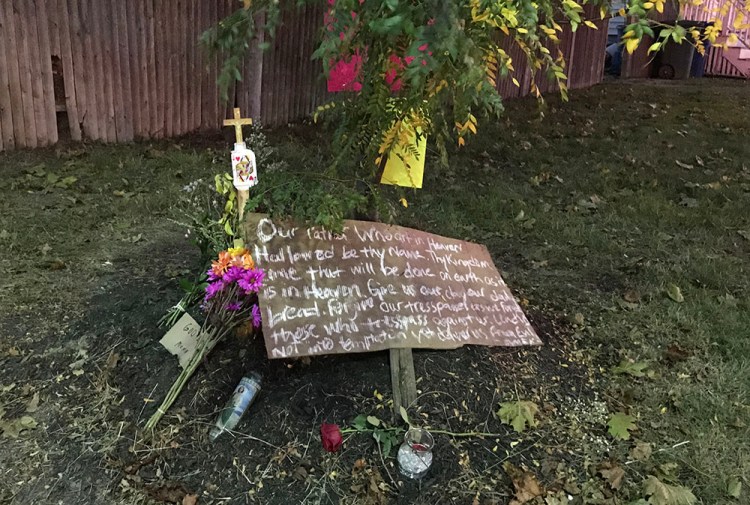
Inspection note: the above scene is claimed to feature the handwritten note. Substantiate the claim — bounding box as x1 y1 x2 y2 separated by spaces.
159 313 204 368
243 214 541 359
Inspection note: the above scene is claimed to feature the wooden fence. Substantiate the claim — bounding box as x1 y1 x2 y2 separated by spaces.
0 0 608 152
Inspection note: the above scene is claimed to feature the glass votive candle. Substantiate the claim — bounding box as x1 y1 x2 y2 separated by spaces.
397 428 434 479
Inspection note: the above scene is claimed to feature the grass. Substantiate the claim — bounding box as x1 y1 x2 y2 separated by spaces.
401 79 750 503
0 78 748 504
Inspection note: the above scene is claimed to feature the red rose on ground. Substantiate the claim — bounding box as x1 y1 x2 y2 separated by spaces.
320 423 343 452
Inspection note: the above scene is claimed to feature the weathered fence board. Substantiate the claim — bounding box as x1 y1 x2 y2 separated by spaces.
0 1 16 149
0 0 607 151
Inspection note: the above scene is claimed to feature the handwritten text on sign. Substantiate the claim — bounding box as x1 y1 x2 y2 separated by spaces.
244 214 540 359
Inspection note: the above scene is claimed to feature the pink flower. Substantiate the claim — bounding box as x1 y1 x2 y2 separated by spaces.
418 43 429 51
327 52 363 92
320 423 343 452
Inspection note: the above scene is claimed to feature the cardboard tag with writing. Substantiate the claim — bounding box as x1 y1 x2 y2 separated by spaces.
159 313 204 369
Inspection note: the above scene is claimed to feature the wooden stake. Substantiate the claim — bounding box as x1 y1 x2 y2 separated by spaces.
390 348 417 418
237 190 249 222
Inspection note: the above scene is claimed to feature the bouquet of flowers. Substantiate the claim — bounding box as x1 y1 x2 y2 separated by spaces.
145 247 264 431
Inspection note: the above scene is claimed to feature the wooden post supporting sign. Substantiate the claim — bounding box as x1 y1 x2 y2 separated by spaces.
390 348 417 417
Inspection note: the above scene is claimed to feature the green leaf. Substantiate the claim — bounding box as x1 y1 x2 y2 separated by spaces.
399 406 410 426
366 415 381 427
497 400 539 433
178 278 194 293
666 284 684 303
613 360 650 377
648 42 662 54
223 221 234 236
352 414 368 431
643 475 696 505
382 434 393 456
608 412 637 440
727 477 742 498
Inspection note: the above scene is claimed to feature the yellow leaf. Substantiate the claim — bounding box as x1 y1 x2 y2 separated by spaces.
584 20 598 29
624 29 635 39
501 25 510 35
399 198 408 208
656 1 664 13
512 77 520 87
643 2 654 8
600 6 607 19
458 136 466 147
517 27 528 33
618 8 626 16
467 121 477 134
626 38 639 54
728 33 739 45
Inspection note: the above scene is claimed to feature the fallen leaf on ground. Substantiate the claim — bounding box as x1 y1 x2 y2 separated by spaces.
608 412 637 440
504 462 544 504
727 477 742 498
598 461 626 490
25 392 40 412
643 475 696 505
146 481 190 503
663 345 691 363
623 289 641 303
498 400 540 433
182 495 198 505
666 284 684 303
678 196 699 208
0 416 38 438
613 360 650 377
630 441 653 461
675 160 694 170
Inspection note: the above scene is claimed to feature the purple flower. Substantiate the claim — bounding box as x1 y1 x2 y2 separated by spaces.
225 301 243 311
238 269 265 294
204 280 225 301
222 265 244 284
206 269 220 282
251 304 262 328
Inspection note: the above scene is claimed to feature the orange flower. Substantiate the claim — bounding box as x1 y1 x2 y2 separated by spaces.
211 251 232 276
241 253 255 270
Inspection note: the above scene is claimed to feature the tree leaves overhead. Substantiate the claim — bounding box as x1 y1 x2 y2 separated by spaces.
203 0 750 219
608 412 637 440
497 400 539 433
643 476 697 505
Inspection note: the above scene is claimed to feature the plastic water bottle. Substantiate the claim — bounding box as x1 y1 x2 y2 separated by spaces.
209 372 261 442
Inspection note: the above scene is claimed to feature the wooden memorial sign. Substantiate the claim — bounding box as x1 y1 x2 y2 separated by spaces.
243 214 540 359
